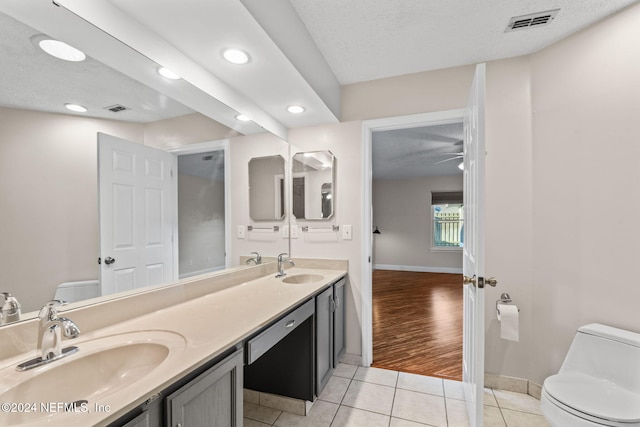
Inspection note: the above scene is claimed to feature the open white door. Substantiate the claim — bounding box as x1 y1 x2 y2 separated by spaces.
98 133 177 296
462 63 490 426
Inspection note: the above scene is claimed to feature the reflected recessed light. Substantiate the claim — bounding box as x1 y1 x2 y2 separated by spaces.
458 162 464 170
158 67 181 80
65 103 87 113
287 105 305 114
223 48 250 65
235 114 251 122
39 39 86 62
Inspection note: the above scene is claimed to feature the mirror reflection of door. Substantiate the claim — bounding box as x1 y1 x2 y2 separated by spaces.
321 183 332 218
177 151 226 279
293 176 306 219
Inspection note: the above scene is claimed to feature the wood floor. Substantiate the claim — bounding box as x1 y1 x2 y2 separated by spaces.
372 270 463 381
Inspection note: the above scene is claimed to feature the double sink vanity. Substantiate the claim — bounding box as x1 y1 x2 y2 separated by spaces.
0 260 347 426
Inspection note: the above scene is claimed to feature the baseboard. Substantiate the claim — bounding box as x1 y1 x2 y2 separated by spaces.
373 264 463 274
339 353 362 366
485 373 542 400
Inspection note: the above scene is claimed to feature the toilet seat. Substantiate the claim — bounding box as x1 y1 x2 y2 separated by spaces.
543 373 640 426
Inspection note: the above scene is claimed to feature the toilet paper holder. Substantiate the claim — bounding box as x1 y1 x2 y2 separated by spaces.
496 293 519 316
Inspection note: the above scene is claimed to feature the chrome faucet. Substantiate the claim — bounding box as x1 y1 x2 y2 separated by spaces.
17 300 80 371
276 253 295 278
245 251 262 265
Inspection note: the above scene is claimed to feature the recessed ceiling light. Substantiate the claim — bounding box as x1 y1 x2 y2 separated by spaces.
39 39 86 62
158 67 181 80
287 105 305 114
223 48 250 65
235 114 251 122
65 103 87 113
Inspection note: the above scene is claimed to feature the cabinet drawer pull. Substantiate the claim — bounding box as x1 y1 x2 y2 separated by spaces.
285 320 295 328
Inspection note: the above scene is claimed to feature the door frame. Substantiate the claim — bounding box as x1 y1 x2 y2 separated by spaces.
360 109 465 367
168 138 232 269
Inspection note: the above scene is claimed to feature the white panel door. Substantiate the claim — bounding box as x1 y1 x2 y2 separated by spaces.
463 63 487 426
98 133 177 296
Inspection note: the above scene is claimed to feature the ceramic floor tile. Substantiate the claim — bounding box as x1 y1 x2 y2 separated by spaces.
244 401 282 424
274 400 339 427
493 389 543 415
391 388 447 427
342 380 396 416
443 379 465 401
331 406 391 427
244 418 272 427
484 389 498 407
501 409 550 427
397 372 444 396
446 398 471 427
483 405 507 427
333 363 358 379
389 418 431 427
319 375 352 404
353 366 399 387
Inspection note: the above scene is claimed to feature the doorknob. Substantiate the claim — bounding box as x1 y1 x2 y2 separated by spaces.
486 277 498 287
463 275 476 286
463 275 498 288
104 256 116 265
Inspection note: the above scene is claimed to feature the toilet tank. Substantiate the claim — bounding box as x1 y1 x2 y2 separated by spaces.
560 323 640 395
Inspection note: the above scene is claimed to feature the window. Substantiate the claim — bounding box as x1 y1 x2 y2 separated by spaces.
431 192 464 249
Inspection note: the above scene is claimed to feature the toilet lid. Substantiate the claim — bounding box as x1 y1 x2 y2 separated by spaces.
544 373 640 423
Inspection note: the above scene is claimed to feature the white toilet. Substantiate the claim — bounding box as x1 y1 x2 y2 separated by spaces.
541 323 640 427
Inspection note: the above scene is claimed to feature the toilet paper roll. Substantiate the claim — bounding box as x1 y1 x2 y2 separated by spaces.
497 303 519 342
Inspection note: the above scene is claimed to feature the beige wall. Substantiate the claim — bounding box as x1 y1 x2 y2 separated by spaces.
528 2 640 384
229 132 290 264
373 176 463 271
0 107 143 312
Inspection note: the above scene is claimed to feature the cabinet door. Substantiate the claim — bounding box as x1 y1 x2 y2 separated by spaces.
316 286 334 395
333 278 346 366
167 349 243 427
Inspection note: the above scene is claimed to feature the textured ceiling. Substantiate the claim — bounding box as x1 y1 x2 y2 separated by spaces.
290 0 639 84
373 123 464 180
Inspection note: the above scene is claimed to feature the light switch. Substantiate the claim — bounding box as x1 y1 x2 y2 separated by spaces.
237 225 245 239
283 225 289 238
291 225 298 239
343 224 352 240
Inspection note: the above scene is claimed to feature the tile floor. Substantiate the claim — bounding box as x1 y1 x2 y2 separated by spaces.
243 363 550 427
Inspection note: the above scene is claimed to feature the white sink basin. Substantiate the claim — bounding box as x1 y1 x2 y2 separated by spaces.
0 330 186 425
281 274 324 284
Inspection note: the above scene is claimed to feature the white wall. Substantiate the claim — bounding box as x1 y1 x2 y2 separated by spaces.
373 176 463 272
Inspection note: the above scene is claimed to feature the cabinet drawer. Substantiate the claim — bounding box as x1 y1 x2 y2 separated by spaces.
247 299 314 364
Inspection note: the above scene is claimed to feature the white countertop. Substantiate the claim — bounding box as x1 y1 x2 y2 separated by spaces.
0 267 346 426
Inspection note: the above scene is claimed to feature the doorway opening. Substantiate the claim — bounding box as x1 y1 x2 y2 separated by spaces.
361 109 466 379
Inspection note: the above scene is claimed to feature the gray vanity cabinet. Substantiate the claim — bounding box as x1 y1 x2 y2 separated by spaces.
166 349 243 427
316 277 346 395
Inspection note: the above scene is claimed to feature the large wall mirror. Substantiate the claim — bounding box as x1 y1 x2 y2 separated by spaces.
249 155 286 221
292 151 335 220
0 5 289 321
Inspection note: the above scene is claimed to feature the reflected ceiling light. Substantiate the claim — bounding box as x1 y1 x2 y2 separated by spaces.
223 48 250 65
458 162 464 170
235 114 251 122
158 67 181 80
39 39 86 62
287 105 305 114
64 103 87 113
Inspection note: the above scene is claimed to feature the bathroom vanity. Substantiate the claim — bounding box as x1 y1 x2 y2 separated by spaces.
0 262 347 427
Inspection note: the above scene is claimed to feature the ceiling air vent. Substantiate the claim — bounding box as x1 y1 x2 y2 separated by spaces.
104 104 131 113
506 9 559 32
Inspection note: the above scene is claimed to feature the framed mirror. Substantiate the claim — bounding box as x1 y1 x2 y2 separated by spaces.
248 155 286 221
292 151 335 220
